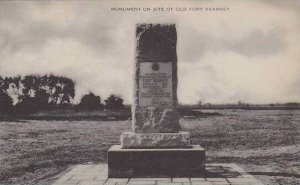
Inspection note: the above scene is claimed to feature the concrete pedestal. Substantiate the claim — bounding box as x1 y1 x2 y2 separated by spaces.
107 145 205 178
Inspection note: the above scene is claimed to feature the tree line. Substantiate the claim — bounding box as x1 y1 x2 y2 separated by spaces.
0 74 124 114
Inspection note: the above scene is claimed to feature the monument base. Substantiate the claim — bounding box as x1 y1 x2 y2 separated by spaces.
107 145 205 178
121 132 190 149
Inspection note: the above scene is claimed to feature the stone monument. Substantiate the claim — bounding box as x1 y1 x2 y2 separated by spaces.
108 24 205 178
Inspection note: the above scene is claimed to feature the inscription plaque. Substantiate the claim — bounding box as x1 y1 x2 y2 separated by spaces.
139 62 172 108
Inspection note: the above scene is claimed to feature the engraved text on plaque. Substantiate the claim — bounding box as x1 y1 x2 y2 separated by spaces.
139 62 172 108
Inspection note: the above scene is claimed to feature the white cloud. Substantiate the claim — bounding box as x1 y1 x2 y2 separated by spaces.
0 0 300 104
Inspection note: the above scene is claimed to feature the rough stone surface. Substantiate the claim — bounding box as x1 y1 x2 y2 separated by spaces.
108 145 205 178
133 24 180 133
121 132 190 148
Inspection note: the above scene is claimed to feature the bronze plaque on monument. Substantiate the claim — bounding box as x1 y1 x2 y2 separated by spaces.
139 62 173 108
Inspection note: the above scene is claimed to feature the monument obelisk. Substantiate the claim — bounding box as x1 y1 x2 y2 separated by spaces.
108 24 205 178
122 24 190 148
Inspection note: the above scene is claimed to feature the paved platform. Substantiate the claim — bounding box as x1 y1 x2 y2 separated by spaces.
52 163 263 185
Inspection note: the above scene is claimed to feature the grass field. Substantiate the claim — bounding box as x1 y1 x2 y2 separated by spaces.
0 109 299 185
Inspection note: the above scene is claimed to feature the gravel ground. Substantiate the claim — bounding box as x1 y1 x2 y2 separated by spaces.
0 109 299 185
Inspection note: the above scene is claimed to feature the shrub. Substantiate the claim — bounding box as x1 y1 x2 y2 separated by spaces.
0 91 14 114
104 94 124 110
77 92 104 110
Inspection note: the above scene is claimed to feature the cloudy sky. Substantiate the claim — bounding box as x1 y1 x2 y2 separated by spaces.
0 0 300 104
